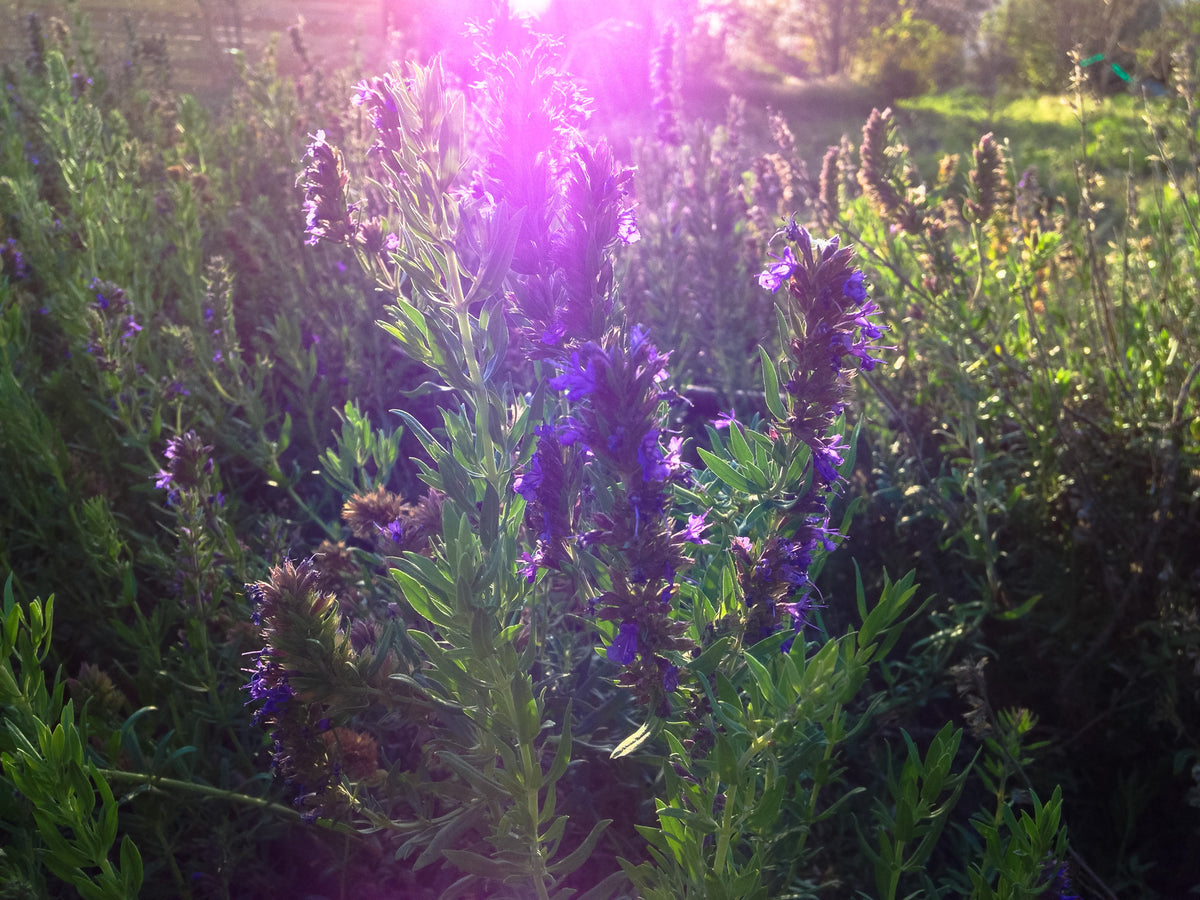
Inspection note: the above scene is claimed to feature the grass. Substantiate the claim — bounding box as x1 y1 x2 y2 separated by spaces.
896 88 1153 201
694 70 1156 210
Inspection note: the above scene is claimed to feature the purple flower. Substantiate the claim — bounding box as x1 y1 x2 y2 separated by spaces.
842 269 867 304
810 434 846 485
637 430 670 482
122 317 142 340
1042 859 1081 900
679 512 710 545
714 409 741 431
607 621 638 665
154 469 174 489
377 519 404 543
617 210 640 244
660 661 679 692
517 552 538 583
757 246 798 293
549 352 599 401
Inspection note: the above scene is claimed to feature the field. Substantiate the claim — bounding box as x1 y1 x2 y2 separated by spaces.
2 3 1198 898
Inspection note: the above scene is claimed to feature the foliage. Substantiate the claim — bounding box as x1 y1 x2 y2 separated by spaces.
851 5 964 100
1 2 1197 899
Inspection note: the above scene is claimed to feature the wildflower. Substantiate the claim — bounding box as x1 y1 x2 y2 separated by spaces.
1 238 30 280
857 108 924 233
297 130 356 246
817 144 841 226
514 423 582 572
748 222 886 646
343 486 442 554
537 327 697 704
757 246 798 293
1040 858 1082 900
1015 165 1042 226
155 431 213 496
967 132 1008 223
608 621 638 665
244 559 363 820
377 519 404 544
678 512 709 545
713 409 741 431
650 23 682 146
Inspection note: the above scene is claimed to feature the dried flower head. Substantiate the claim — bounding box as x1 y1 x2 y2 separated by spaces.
67 662 126 718
342 486 407 542
857 108 924 233
967 132 1008 223
244 558 366 820
818 145 841 227
321 727 380 780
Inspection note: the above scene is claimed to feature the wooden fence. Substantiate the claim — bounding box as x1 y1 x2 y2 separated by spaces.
1 0 392 99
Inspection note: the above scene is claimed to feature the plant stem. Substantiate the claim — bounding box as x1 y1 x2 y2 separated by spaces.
99 769 304 820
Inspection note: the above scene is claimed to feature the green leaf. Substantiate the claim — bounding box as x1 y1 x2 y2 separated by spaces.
697 448 753 493
572 869 633 900
119 835 143 895
414 809 477 871
742 651 783 711
759 345 787 421
465 207 524 307
547 819 612 876
546 701 573 787
441 849 527 880
688 636 734 677
611 716 662 759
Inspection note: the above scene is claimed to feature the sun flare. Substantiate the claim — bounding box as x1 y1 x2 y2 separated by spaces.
507 0 552 18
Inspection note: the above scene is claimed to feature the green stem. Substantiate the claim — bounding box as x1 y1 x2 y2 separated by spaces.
713 784 737 877
520 740 552 900
444 246 501 484
98 769 304 821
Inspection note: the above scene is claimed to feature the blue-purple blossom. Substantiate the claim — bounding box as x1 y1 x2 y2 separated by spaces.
743 224 886 648
1 238 29 279
637 430 670 482
548 352 599 400
617 210 640 244
660 661 679 692
244 653 295 726
607 621 638 665
517 552 538 583
679 512 710 545
714 409 741 431
377 519 404 543
843 269 867 303
757 246 798 292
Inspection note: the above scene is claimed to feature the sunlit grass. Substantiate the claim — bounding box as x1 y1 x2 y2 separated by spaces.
896 89 1152 203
